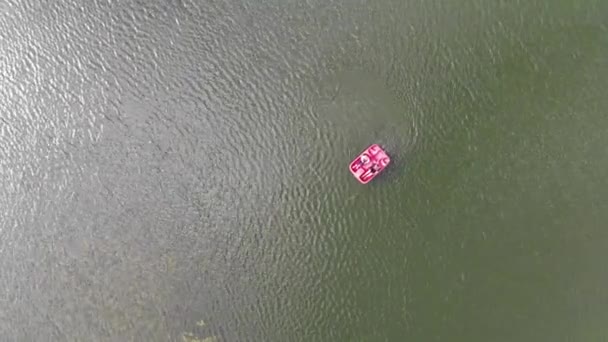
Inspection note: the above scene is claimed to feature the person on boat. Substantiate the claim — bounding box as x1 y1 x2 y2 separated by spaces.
370 163 380 173
360 154 370 165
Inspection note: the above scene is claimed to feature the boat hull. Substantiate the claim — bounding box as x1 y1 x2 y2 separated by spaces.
349 144 391 184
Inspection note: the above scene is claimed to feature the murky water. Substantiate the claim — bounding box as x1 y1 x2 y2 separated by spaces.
1 0 608 341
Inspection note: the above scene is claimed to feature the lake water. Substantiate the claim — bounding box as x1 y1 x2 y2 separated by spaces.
1 0 608 341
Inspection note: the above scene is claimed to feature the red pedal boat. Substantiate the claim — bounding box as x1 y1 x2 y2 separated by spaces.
349 144 391 184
